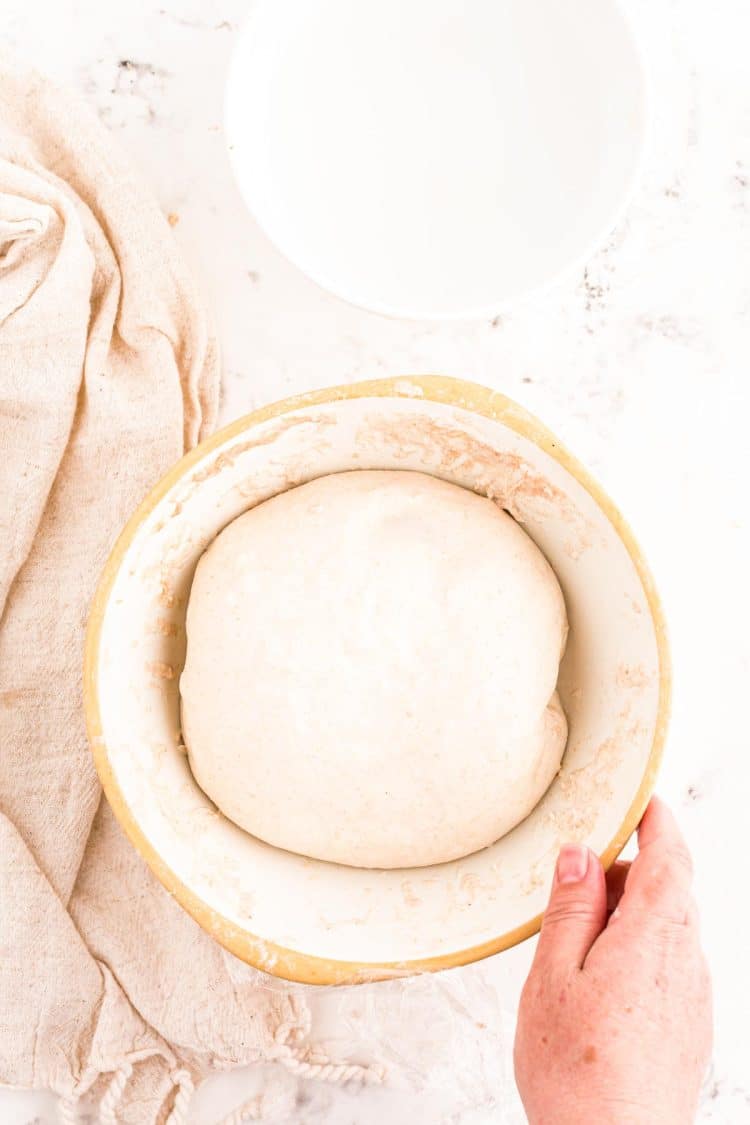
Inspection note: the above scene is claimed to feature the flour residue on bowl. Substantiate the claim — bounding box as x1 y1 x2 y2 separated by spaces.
355 413 593 557
547 716 649 842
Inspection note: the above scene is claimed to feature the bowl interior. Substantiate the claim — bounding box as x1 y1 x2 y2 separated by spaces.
88 380 666 983
225 0 647 318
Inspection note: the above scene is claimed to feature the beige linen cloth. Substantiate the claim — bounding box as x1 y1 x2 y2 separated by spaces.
0 51 349 1125
0 52 516 1125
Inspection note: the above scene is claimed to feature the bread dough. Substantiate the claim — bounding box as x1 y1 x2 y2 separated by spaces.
181 470 568 868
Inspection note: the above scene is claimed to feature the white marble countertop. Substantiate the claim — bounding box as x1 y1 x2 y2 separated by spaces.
2 1 749 1122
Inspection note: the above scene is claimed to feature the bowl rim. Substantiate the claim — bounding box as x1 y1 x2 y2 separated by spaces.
83 375 671 985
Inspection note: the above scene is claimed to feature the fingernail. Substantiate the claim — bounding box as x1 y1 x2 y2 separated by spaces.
556 844 589 884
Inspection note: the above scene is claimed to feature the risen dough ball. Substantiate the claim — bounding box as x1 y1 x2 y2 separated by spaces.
181 470 568 868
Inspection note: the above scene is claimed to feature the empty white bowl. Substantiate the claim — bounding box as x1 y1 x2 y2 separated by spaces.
225 0 648 319
85 377 669 984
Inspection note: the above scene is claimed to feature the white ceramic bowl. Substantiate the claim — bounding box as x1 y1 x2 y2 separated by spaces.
85 378 669 984
225 0 648 319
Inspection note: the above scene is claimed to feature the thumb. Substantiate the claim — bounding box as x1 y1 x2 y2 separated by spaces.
533 845 607 972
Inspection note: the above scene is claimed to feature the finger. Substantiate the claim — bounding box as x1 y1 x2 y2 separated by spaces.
618 796 694 927
605 860 630 914
637 795 685 850
533 845 607 974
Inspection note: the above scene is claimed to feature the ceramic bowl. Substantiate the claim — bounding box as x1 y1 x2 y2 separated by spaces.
225 0 648 319
84 377 669 984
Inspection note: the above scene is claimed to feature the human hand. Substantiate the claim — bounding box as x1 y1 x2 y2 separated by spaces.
514 797 712 1125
